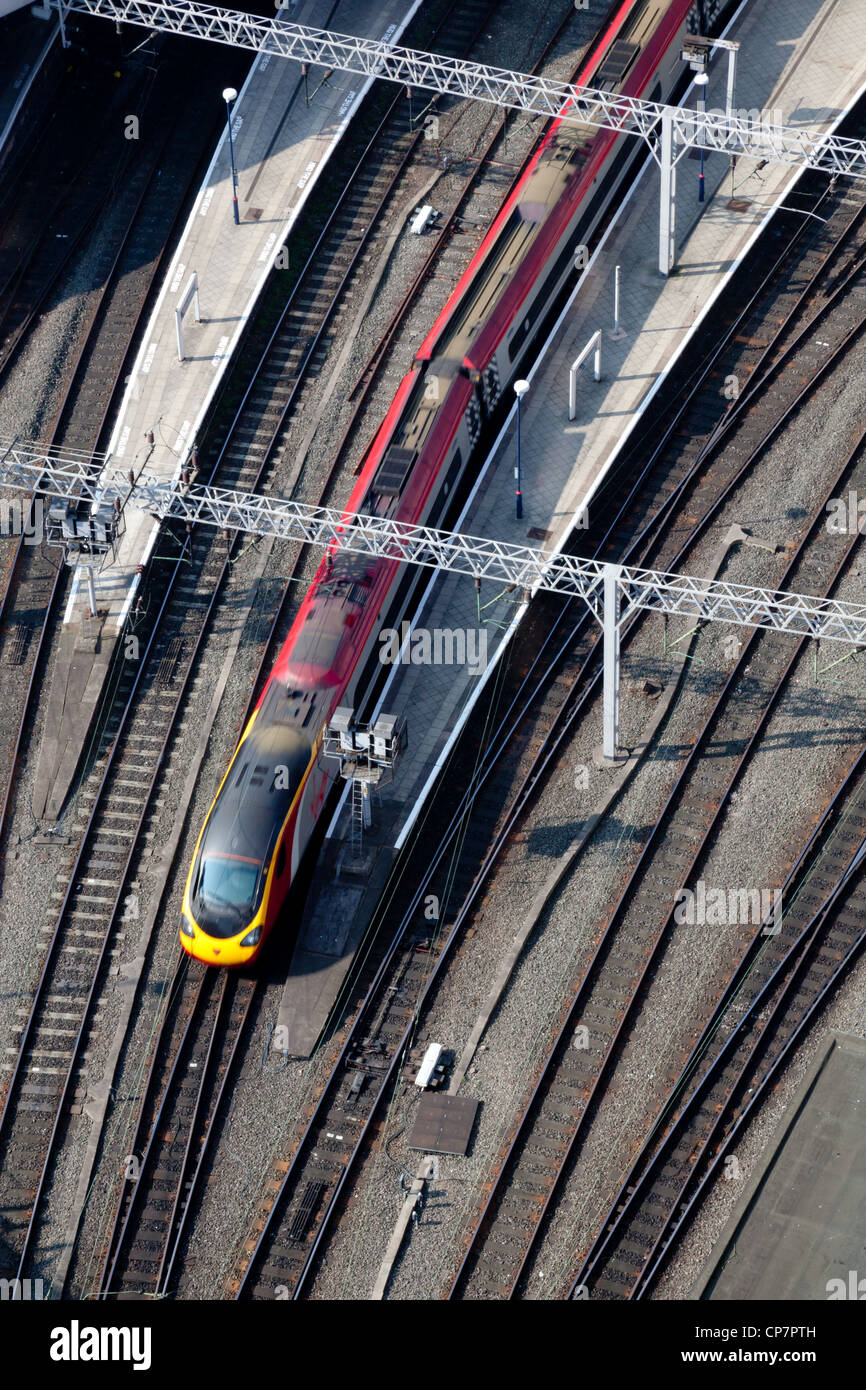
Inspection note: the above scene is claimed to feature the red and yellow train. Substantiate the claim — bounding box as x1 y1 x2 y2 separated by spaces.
180 0 699 964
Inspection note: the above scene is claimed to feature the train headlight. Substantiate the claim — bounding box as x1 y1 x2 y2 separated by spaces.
240 926 262 948
180 915 195 939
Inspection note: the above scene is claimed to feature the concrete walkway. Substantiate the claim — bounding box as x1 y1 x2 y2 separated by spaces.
694 1032 866 1299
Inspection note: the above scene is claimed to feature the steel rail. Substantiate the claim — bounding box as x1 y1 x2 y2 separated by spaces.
158 975 258 1295
438 206 866 1285
446 412 866 1298
99 964 217 1296
0 524 208 1280
0 111 196 854
348 176 866 1294
636 875 866 1298
0 58 163 382
98 969 258 1300
570 760 866 1298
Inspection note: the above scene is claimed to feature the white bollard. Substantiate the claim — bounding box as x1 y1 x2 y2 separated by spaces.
611 264 626 340
569 330 602 420
85 565 98 619
175 271 201 362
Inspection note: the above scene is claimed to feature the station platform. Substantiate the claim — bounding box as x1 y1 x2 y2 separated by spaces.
31 0 423 821
692 1032 866 1299
277 0 866 1054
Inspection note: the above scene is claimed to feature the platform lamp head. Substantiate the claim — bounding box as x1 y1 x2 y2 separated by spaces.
223 87 240 224
513 379 530 521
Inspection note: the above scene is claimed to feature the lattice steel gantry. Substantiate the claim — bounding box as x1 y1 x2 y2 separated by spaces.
48 0 866 273
2 438 863 759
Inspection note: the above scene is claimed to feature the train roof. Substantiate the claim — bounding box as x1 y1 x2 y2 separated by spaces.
201 721 312 865
414 0 690 371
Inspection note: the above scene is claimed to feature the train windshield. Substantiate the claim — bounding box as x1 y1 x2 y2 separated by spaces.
198 856 261 915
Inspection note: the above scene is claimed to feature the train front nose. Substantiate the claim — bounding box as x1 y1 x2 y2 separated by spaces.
180 914 262 966
180 931 227 963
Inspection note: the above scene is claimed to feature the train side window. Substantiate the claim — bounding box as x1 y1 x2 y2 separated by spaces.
276 844 286 877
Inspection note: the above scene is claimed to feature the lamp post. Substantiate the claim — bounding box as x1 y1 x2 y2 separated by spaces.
222 86 239 224
513 379 529 520
694 72 709 203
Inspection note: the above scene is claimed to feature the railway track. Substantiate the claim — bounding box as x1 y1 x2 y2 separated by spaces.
1 0 531 1294
72 0 620 1300
97 964 257 1299
0 50 233 857
0 517 246 1281
571 744 866 1300
225 121 866 1300
0 47 158 383
433 180 866 1294
447 416 866 1300
0 297 326 1284
3 0 861 1301
0 55 255 1286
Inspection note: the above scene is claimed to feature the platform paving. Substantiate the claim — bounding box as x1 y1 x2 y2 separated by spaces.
278 0 866 1053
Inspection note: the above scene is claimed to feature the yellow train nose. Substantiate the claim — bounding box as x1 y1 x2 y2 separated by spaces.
179 925 260 967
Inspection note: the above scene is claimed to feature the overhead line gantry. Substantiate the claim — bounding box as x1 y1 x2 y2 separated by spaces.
48 0 866 272
2 438 863 760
